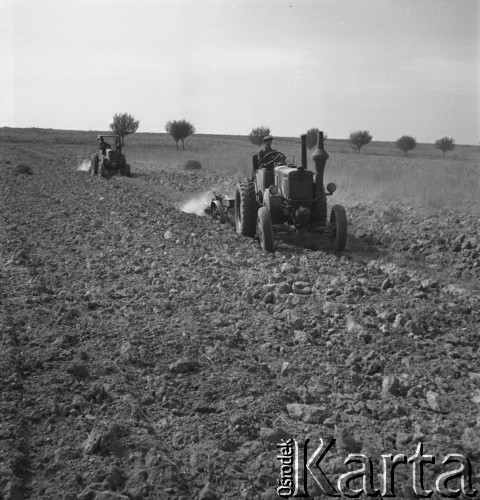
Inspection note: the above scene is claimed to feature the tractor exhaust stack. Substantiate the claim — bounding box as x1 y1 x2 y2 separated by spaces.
311 131 329 189
301 134 307 169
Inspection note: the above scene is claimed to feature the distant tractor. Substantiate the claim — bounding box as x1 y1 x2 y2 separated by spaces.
235 131 347 252
90 135 131 178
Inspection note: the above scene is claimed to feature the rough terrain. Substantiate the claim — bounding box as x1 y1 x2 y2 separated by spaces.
1 143 479 499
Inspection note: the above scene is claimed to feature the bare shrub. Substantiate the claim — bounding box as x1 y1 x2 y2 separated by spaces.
14 163 33 175
184 160 202 171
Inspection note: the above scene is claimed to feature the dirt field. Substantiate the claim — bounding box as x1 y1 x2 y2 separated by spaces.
1 129 479 499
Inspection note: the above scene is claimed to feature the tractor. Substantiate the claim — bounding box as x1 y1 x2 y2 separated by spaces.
89 135 131 178
234 131 347 252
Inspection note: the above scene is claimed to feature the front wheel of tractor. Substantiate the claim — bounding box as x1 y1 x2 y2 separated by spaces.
257 207 275 252
91 154 99 175
330 204 347 251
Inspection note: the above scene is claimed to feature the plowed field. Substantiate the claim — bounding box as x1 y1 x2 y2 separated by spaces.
1 136 479 499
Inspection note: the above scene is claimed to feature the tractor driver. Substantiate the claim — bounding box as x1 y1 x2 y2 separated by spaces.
98 136 111 155
258 135 286 170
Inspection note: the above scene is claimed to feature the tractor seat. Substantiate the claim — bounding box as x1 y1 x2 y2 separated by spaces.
252 154 259 171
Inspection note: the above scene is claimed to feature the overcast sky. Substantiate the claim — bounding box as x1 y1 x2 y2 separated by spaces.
1 0 478 144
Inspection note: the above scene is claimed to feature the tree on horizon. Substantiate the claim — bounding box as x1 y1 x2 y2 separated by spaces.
435 137 455 158
396 135 417 156
306 128 328 149
349 130 372 154
249 126 271 146
109 113 140 143
165 119 196 150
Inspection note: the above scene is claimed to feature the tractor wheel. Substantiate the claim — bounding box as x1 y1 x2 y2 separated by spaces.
257 207 274 252
211 200 226 224
330 204 347 251
91 154 99 175
126 164 131 177
263 190 284 225
119 156 127 176
235 179 257 237
99 160 106 178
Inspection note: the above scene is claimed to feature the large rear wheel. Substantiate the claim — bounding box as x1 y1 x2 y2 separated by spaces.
235 179 257 237
330 204 347 251
257 207 274 253
91 154 99 175
119 155 128 176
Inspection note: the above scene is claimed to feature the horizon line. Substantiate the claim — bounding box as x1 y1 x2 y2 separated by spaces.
0 125 477 147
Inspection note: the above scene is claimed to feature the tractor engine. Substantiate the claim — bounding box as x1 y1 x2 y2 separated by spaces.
275 164 314 227
275 164 314 200
294 204 310 225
